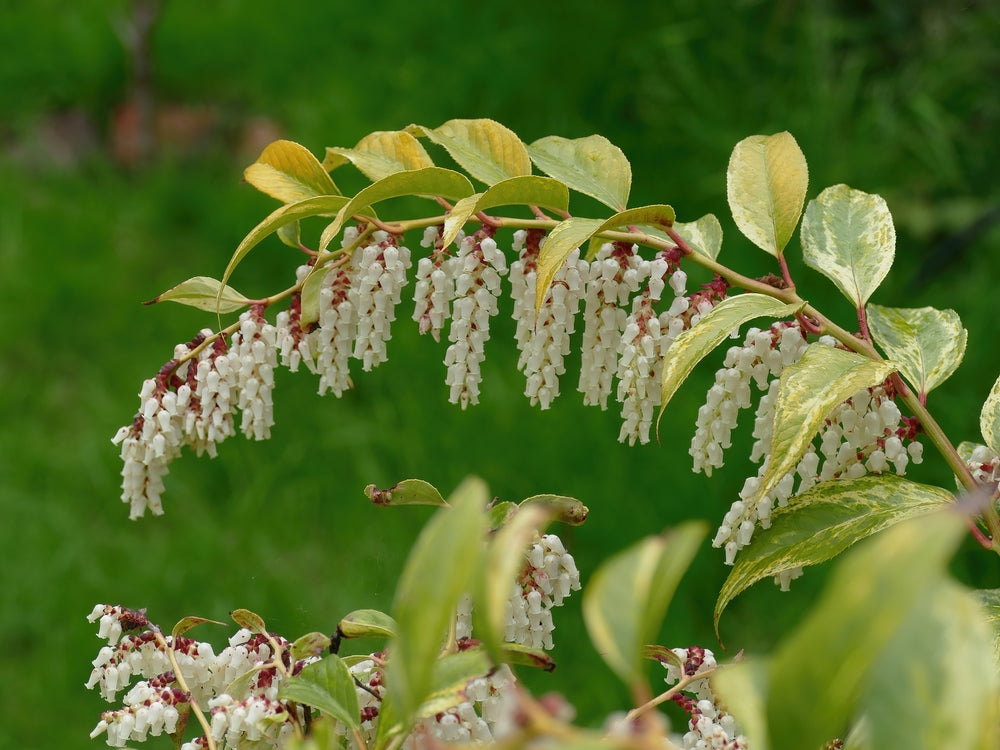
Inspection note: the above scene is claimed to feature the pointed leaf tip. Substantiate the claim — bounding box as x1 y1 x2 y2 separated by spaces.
244 139 339 203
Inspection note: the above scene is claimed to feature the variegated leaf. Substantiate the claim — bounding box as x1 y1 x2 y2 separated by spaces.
867 304 966 395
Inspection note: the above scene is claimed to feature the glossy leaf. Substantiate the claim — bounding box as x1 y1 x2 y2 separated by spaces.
863 581 999 749
415 648 492 718
230 608 267 634
535 205 674 312
867 304 966 396
365 478 447 507
337 608 398 640
278 655 360 730
290 632 332 661
582 522 706 685
981 372 1000 454
244 139 340 203
801 184 895 307
171 616 224 640
324 130 435 181
221 195 350 306
390 476 489 715
147 276 251 314
440 175 570 248
674 213 724 260
713 661 770 750
767 510 966 750
519 494 589 525
476 504 551 661
750 344 897 512
726 132 808 256
528 134 632 211
318 167 474 251
715 475 953 636
656 294 804 433
410 119 531 185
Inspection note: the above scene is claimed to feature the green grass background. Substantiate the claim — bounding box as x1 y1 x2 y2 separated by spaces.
2 1 999 746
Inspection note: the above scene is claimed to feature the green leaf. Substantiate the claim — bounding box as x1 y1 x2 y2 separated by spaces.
528 134 632 211
749 343 897 513
767 510 966 750
863 581 1000 750
500 642 556 672
415 648 492 719
801 184 896 307
674 213 724 260
290 632 332 662
656 293 805 433
278 655 360 730
518 494 589 525
713 661 771 750
299 265 326 329
867 304 967 396
535 205 675 312
171 616 225 640
486 501 518 531
318 167 474 251
230 608 267 634
476 504 551 661
337 609 398 640
146 276 251 314
726 132 808 256
981 372 1000 454
365 478 447 507
220 195 350 307
410 119 531 185
244 139 340 203
276 221 301 249
582 522 706 686
390 476 489 715
371 692 404 750
324 129 435 181
715 475 953 637
975 588 1000 662
440 175 570 248
642 645 684 672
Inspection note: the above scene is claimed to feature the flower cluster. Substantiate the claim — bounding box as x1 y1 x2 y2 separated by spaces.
86 606 310 749
663 647 748 750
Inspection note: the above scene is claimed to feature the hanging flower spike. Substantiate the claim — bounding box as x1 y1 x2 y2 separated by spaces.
350 230 412 372
412 225 457 344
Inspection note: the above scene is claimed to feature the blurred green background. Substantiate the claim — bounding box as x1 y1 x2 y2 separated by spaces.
2 0 999 746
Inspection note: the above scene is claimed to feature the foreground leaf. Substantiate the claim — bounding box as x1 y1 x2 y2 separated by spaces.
529 134 631 211
726 132 808 256
147 276 251 314
657 294 804 433
867 304 966 396
981 372 1000 454
715 475 953 636
415 649 492 718
767 510 966 750
244 140 340 203
749 344 896 512
390 476 489 715
713 661 770 750
801 184 895 307
411 119 531 185
324 130 435 181
278 655 360 730
583 523 706 686
975 588 1000 662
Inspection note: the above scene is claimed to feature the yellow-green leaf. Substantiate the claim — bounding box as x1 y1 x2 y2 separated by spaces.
337 609 398 640
749 344 897 512
867 304 967 396
715 475 953 637
981 373 1000 455
767 510 966 750
410 119 531 186
440 175 570 249
582 523 706 686
171 616 225 640
290 632 333 661
299 265 327 329
323 130 435 182
975 588 1000 663
535 205 674 312
318 167 474 251
801 184 895 307
656 294 805 434
414 649 492 719
231 608 267 634
674 213 724 260
147 276 251 314
528 134 631 212
365 478 447 507
518 493 589 525
713 661 771 750
726 132 808 256
278 655 360 730
244 139 339 203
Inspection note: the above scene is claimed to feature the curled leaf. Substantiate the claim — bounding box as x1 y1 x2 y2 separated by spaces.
529 134 632 211
146 276 251 314
244 140 339 203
